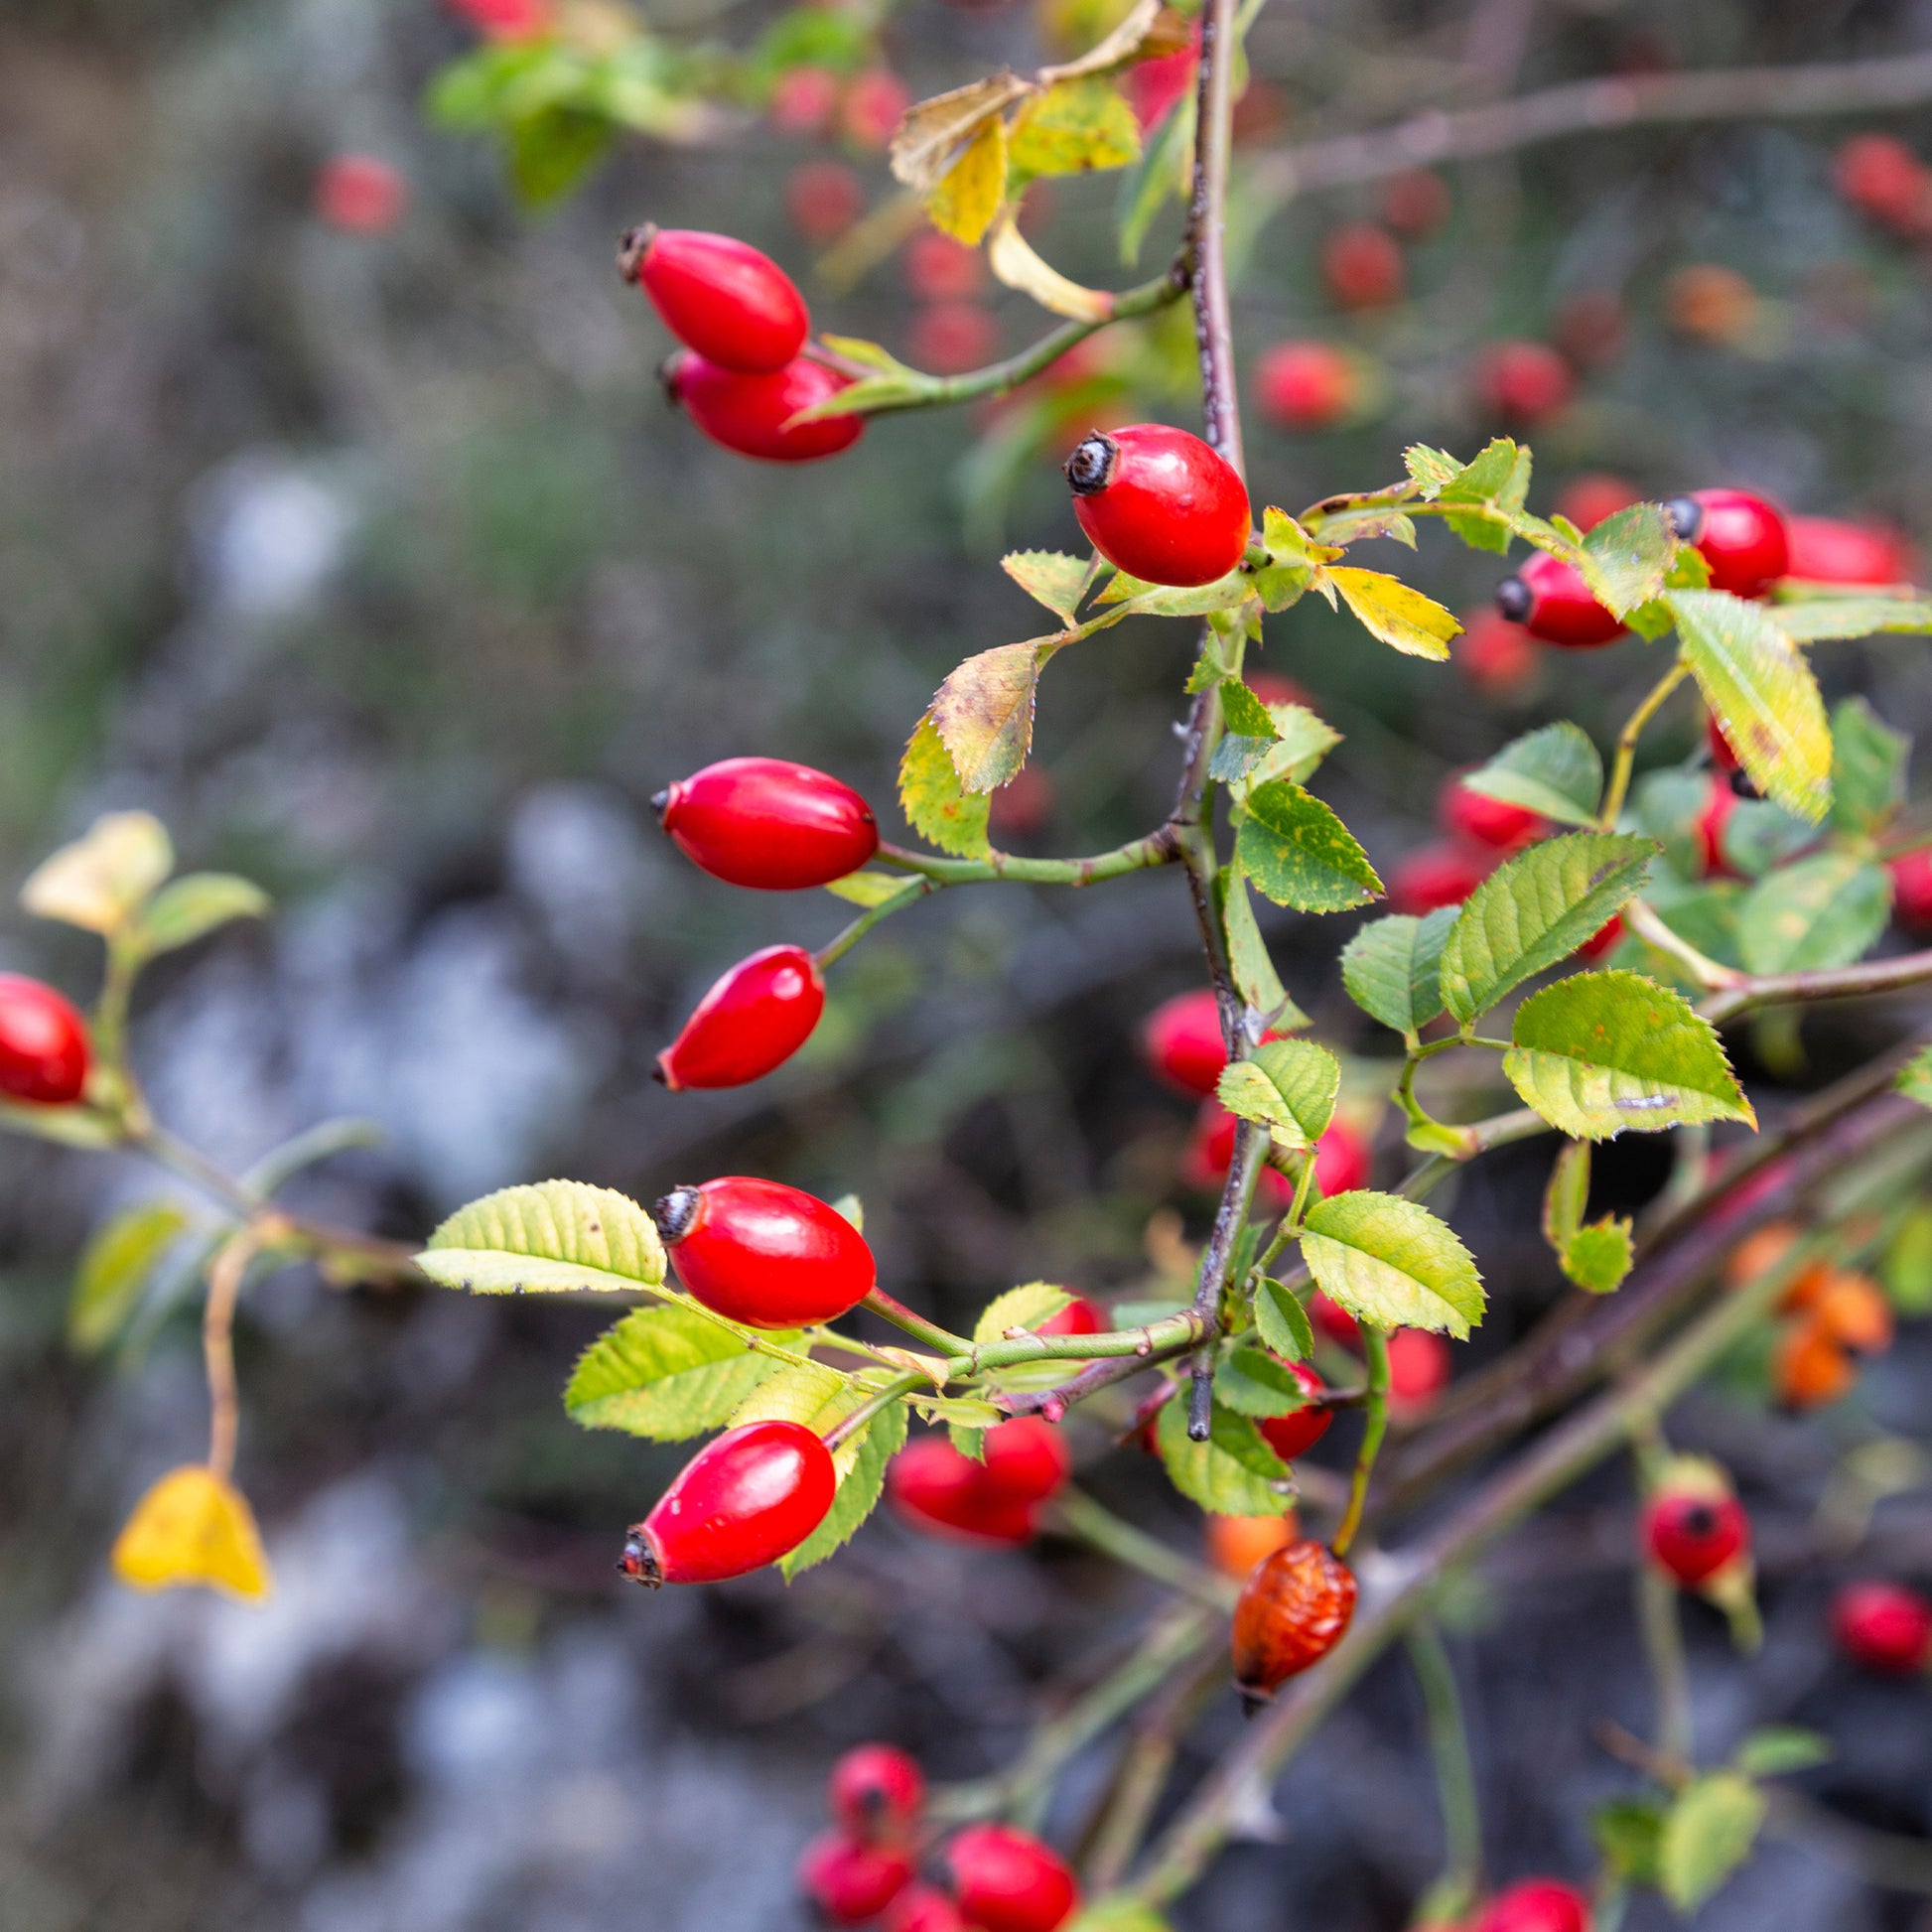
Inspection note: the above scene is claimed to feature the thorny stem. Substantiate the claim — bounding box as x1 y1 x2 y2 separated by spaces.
1330 1324 1389 1557
1599 661 1691 830
1051 1487 1241 1610
1405 1617 1484 1917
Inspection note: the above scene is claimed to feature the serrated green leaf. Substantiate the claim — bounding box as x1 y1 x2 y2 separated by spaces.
1153 1391 1292 1515
1830 695 1908 836
1737 853 1890 976
1232 707 1341 798
565 1307 787 1439
1222 866 1305 1028
1008 76 1141 187
1542 1139 1589 1248
132 874 270 958
1672 589 1833 823
1563 1220 1634 1294
1636 768 1714 881
1300 1191 1485 1339
418 1179 666 1294
824 871 911 907
1723 798 1818 879
1404 445 1461 495
1341 907 1454 1036
1502 970 1754 1141
900 712 992 857
1898 1044 1932 1111
1236 780 1382 913
730 1357 855 1431
782 1397 907 1578
1440 832 1654 1022
1003 549 1092 622
1579 502 1675 617
1732 1725 1833 1777
1437 439 1532 553
1254 1278 1314 1360
1213 1345 1311 1417
1323 567 1460 660
830 1192 864 1233
1774 597 1932 643
69 1200 190 1353
1660 1771 1764 1912
931 638 1056 793
1215 1038 1339 1150
974 1281 1074 1344
1461 723 1603 828
1208 734 1276 786
1219 679 1279 741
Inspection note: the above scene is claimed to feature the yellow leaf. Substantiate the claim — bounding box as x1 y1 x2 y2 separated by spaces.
111 1465 273 1602
23 811 174 935
899 712 992 857
930 638 1057 792
1008 77 1141 183
1323 567 1463 661
987 208 1113 322
889 73 1031 193
927 116 1009 247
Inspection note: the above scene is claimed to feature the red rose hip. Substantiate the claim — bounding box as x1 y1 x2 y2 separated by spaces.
1231 1539 1357 1698
1643 1488 1749 1587
1830 1581 1932 1675
798 1833 914 1924
621 226 809 373
664 351 865 464
1442 773 1544 850
828 1743 925 1839
654 757 878 890
940 1824 1080 1932
657 944 824 1090
1665 488 1789 597
1494 552 1623 648
655 1175 874 1326
1891 849 1932 928
1319 221 1404 309
888 1419 1069 1545
622 1419 837 1584
1141 987 1228 1096
1064 425 1251 588
1389 841 1494 914
1258 1360 1332 1462
889 1886 970 1932
1785 514 1914 586
0 975 90 1106
1256 341 1358 432
1471 1878 1592 1932
1474 341 1574 426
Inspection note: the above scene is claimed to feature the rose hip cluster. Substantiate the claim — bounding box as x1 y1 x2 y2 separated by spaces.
797 1744 1080 1930
1725 1221 1896 1411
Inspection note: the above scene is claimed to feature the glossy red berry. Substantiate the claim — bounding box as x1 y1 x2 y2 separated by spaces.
1494 552 1622 648
1320 222 1404 309
1258 1360 1332 1462
1696 776 1737 879
655 1176 874 1327
1311 1291 1359 1348
654 758 878 891
1643 1488 1750 1587
1706 710 1740 772
1245 670 1311 710
621 227 808 373
622 1420 837 1585
888 1420 1070 1545
1035 1295 1104 1337
664 351 865 464
798 1833 915 1925
1386 1327 1450 1418
1256 341 1359 432
940 1824 1080 1932
1389 842 1494 914
905 231 983 302
0 975 90 1106
1665 488 1789 598
1890 849 1932 928
657 944 824 1090
829 1744 926 1840
1577 913 1623 962
841 69 910 150
1231 1539 1357 1699
1474 341 1574 426
1554 474 1640 532
1830 1582 1932 1675
1065 425 1252 588
1470 1878 1592 1932
1183 1103 1298 1210
889 1886 971 1932
1442 774 1544 851
1141 988 1228 1096
1316 1118 1371 1194
1785 514 1914 586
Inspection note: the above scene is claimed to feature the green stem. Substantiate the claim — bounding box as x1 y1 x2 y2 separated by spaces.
1599 660 1691 830
1636 1559 1695 1763
1405 1617 1484 1918
1050 1487 1240 1610
1330 1325 1389 1557
874 830 1177 887
948 1308 1203 1380
814 879 930 970
824 1370 923 1449
862 1287 974 1357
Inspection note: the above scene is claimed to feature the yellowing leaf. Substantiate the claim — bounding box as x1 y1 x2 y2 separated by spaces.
889 73 1031 193
23 811 174 935
927 113 1009 246
930 639 1057 792
900 713 992 857
111 1465 272 1602
1007 77 1141 184
988 209 1113 321
1323 567 1461 660
1038 0 1171 83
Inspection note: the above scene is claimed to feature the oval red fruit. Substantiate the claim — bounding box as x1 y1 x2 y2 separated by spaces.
798 1832 915 1925
786 160 865 243
1785 514 1914 586
1470 1878 1593 1932
1665 488 1789 598
654 757 877 891
657 944 824 1090
887 1419 1070 1545
1035 1295 1104 1337
1494 552 1623 648
1830 1581 1932 1675
1473 341 1573 426
1320 222 1404 310
1890 849 1932 928
664 351 865 464
1835 133 1932 231
1256 341 1358 432
1643 1488 1750 1587
1065 425 1252 588
1231 1539 1357 1698
1389 842 1494 914
0 975 90 1106
655 1176 873 1327
623 1420 836 1584
622 227 808 373
1696 776 1737 879
889 1885 971 1932
1457 610 1540 693
1141 987 1228 1097
828 1742 925 1839
769 65 840 135
1258 1360 1332 1462
1442 773 1544 850
940 1824 1080 1932
315 154 407 234
1386 1327 1450 1418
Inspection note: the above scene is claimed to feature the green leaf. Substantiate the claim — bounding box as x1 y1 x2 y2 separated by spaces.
1593 1798 1666 1885
1253 1278 1313 1360
132 874 270 958
1222 866 1305 1029
418 1179 666 1295
974 1281 1073 1344
1003 549 1092 623
1723 798 1818 879
1732 1725 1833 1777
1231 707 1342 798
1436 438 1532 553
781 1398 908 1578
1636 768 1714 881
1503 970 1754 1141
564 1307 787 1439
1579 502 1676 617
900 712 992 857
1115 90 1191 263
1898 1044 1932 1111
1882 1199 1932 1310
1541 1138 1588 1248
730 1358 855 1430
1300 1191 1485 1339
1219 679 1279 740
1737 853 1891 976
1323 567 1460 660
1830 695 1908 836
1774 596 1932 643
1563 1220 1634 1295
1067 1901 1174 1932
1215 1038 1339 1150
1007 76 1141 187
931 639 1056 793
1460 723 1603 828
1213 1345 1312 1418
1671 589 1834 823
1404 445 1461 495
825 871 911 907
1236 780 1382 913
1440 832 1655 1022
1660 1771 1764 1912
1341 907 1454 1036
506 108 614 207
1153 1391 1292 1515
69 1200 190 1353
